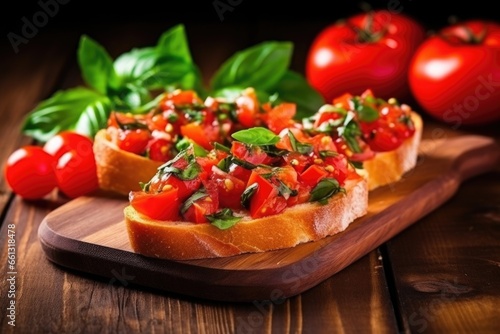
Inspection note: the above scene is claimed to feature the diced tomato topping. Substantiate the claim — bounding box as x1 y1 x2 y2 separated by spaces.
182 196 217 224
246 171 286 219
180 122 221 150
147 138 173 162
209 167 246 210
264 103 296 134
235 89 259 128
117 129 150 155
332 92 353 109
130 187 181 221
230 141 273 165
300 164 329 188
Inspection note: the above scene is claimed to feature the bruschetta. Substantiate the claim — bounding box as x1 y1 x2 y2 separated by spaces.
94 88 422 195
124 127 368 260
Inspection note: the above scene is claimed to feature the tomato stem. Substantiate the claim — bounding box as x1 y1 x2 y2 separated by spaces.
442 24 487 44
353 11 387 43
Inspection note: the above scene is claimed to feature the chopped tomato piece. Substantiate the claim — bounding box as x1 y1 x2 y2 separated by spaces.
235 89 259 127
246 171 286 219
209 167 246 210
183 196 217 224
180 123 221 150
148 138 173 162
164 175 202 200
332 92 353 109
129 187 181 221
230 142 273 165
264 103 296 134
300 164 329 188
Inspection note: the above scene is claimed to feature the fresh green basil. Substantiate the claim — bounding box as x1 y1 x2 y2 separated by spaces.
180 190 208 214
287 130 313 154
272 70 324 119
157 24 193 64
206 208 242 230
23 25 325 143
211 41 292 92
231 127 280 146
78 35 119 95
309 178 345 205
356 104 379 122
22 87 111 142
241 183 258 209
337 112 362 153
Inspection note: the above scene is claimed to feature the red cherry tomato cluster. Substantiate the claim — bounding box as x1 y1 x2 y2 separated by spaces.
4 131 99 200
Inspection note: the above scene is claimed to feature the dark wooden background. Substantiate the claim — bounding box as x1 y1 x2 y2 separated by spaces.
1 0 500 333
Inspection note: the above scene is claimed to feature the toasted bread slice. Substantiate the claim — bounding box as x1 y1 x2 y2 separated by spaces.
93 129 163 196
364 111 423 190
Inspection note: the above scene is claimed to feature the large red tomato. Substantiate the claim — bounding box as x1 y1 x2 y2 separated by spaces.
306 10 426 102
409 20 500 126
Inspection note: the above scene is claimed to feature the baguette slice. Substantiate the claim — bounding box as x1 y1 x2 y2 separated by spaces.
363 111 423 190
124 178 368 260
93 129 162 195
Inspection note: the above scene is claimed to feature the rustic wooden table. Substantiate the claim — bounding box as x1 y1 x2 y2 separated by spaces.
1 20 500 333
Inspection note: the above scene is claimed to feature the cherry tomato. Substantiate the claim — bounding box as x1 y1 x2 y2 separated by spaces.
409 20 500 126
306 10 425 102
43 131 99 198
4 146 57 199
43 131 94 160
55 149 99 198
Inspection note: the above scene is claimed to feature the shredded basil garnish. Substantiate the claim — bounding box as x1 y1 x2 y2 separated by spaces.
206 208 242 230
309 178 345 205
287 130 313 154
180 190 208 214
241 183 258 209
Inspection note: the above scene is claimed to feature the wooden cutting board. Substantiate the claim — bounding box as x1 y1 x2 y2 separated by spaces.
38 135 500 302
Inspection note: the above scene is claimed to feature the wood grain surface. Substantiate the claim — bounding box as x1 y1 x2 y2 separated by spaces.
37 135 500 301
1 19 500 333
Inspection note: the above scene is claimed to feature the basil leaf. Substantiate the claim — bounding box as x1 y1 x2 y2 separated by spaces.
231 127 280 146
22 87 111 142
272 70 325 119
78 35 119 94
206 208 242 230
179 162 201 180
276 179 298 199
241 183 258 209
180 190 208 214
157 24 193 64
176 138 208 157
337 112 362 153
214 142 231 154
114 47 157 82
309 178 345 205
319 150 338 158
356 104 379 122
211 41 293 91
288 130 313 154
